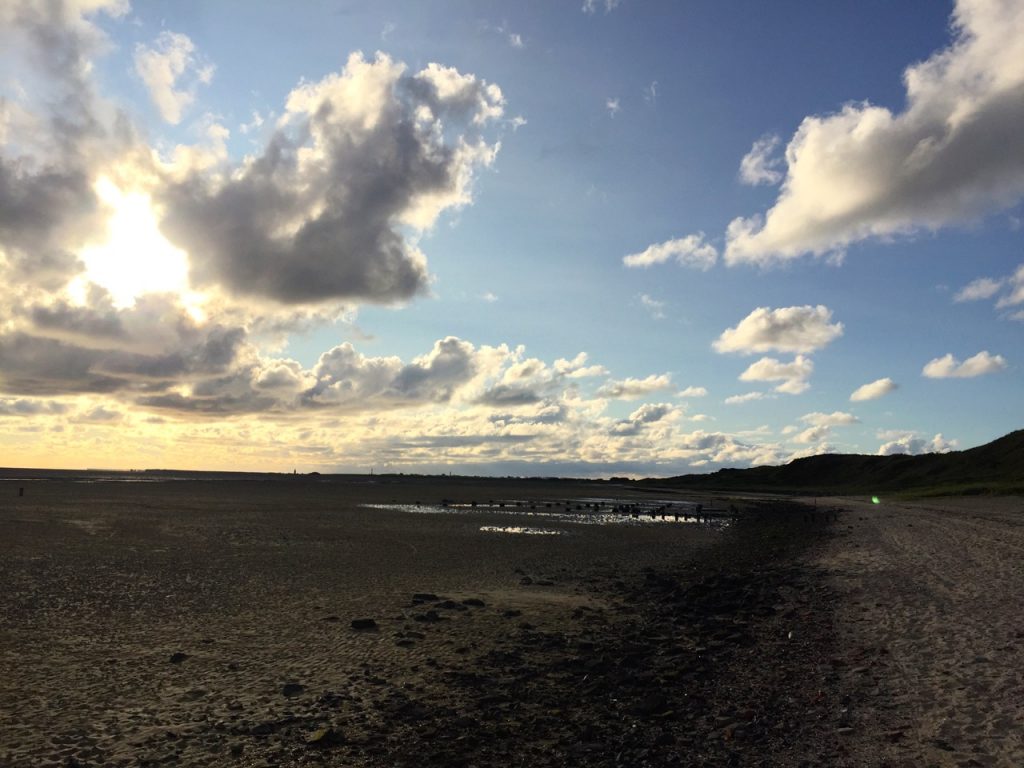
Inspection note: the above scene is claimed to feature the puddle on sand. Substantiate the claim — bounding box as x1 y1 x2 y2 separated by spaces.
479 526 563 536
362 501 731 529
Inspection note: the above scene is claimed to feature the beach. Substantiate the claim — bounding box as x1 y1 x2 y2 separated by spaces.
1 476 1021 766
812 495 1024 767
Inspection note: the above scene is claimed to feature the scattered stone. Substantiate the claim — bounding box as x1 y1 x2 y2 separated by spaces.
501 609 522 618
320 615 340 622
351 618 378 630
461 598 486 607
436 600 468 611
412 593 439 603
306 727 345 748
413 610 442 623
631 692 668 715
281 682 305 698
169 652 188 664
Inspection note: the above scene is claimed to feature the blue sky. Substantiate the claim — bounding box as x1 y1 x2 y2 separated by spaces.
0 0 1021 473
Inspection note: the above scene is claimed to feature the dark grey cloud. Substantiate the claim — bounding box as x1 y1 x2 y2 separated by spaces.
0 398 67 416
487 404 567 427
72 405 121 423
389 337 477 401
610 402 676 436
158 53 503 305
384 434 536 450
0 302 248 396
474 383 543 407
0 1 128 288
136 391 276 416
0 333 122 394
30 299 125 342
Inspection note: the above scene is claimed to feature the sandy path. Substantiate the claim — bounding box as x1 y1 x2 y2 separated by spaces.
814 496 1024 767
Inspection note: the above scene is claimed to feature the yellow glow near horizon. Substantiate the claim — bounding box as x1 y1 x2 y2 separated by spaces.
77 177 195 311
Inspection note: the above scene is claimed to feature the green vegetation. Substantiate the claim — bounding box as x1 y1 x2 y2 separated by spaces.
649 429 1024 498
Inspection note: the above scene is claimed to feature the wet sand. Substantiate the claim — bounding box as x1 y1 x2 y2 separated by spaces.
2 477 1021 766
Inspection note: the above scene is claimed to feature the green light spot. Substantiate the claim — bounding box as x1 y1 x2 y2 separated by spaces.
871 495 880 505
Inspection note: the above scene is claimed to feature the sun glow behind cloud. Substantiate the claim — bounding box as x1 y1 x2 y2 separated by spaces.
74 177 197 313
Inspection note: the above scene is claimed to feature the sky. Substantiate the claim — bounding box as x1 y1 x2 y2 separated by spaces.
0 0 1022 475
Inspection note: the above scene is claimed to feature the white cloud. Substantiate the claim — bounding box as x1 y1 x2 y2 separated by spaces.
606 97 620 117
739 355 813 394
597 373 673 399
639 293 665 319
739 134 783 186
793 425 830 444
850 377 898 401
623 233 717 269
553 352 608 379
508 33 524 48
878 432 958 456
725 0 1024 266
995 264 1024 308
724 392 769 405
643 80 657 105
922 350 1007 378
677 386 707 398
801 411 859 427
953 263 1024 311
481 292 499 303
954 276 1004 302
134 31 213 124
787 442 836 460
713 305 843 354
582 0 622 13
239 110 266 135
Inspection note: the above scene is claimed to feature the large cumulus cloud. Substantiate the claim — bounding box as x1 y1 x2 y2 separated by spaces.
726 0 1024 265
158 52 504 305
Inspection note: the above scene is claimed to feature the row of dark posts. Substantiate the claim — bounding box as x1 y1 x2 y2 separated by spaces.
427 498 729 522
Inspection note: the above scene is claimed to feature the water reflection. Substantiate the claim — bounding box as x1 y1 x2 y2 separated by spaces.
479 525 563 535
362 499 731 529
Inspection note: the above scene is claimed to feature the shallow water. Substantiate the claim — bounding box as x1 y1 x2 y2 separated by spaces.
478 525 564 535
363 500 731 528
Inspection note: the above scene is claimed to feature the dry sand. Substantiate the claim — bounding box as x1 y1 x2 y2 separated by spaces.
815 496 1024 767
1 477 1021 766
